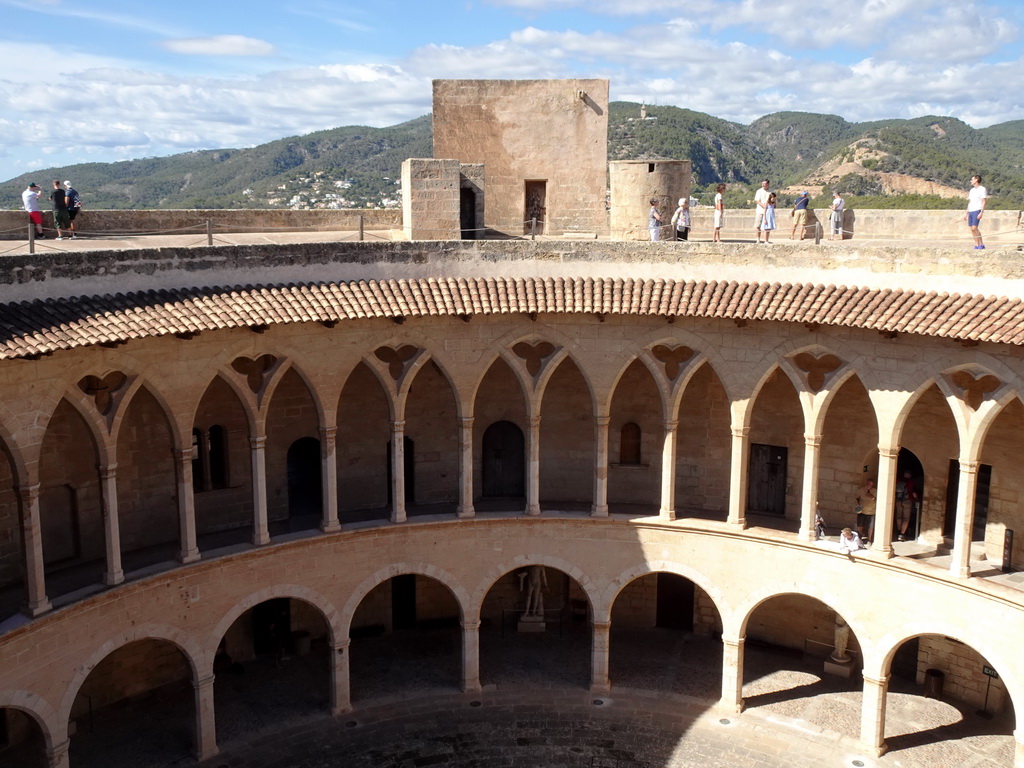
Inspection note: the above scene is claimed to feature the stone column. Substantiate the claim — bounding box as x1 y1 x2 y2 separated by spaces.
320 427 340 533
390 420 407 523
174 449 200 563
720 637 745 713
331 640 352 715
99 464 125 585
871 446 899 557
950 459 980 579
590 620 611 694
859 673 889 757
456 417 475 519
659 420 678 520
250 435 270 546
727 426 750 528
461 620 482 693
592 416 610 517
525 415 541 516
192 674 218 760
18 484 51 616
46 739 70 768
799 434 822 541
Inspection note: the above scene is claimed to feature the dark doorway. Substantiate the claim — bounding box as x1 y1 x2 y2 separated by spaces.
253 598 291 656
943 459 992 540
524 180 546 235
287 437 322 517
386 436 416 506
748 443 788 515
392 574 417 631
41 485 80 564
896 448 925 539
460 187 477 240
655 573 695 630
482 421 525 497
208 425 228 488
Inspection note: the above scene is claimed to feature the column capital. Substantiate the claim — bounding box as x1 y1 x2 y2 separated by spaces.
731 426 750 438
662 419 679 432
460 620 482 631
591 620 611 632
98 464 118 480
332 639 352 653
878 445 900 460
249 435 267 450
528 415 542 428
958 460 980 474
174 447 193 464
595 415 611 428
458 416 475 428
861 672 889 687
17 483 40 504
193 674 216 690
803 433 823 447
391 419 406 432
722 635 745 649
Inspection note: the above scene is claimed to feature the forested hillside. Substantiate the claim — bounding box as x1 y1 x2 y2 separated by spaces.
2 104 1021 211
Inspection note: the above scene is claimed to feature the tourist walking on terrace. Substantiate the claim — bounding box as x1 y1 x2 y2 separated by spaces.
754 179 771 242
791 191 810 240
760 193 777 243
894 470 918 542
965 174 988 250
49 179 71 240
21 182 43 238
648 198 663 241
713 184 725 242
671 197 690 241
64 180 81 238
829 191 844 240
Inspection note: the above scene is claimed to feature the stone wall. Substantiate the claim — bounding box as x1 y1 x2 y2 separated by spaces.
610 160 692 241
401 158 462 241
433 79 609 236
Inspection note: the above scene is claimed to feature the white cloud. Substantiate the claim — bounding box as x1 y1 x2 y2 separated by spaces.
161 35 277 57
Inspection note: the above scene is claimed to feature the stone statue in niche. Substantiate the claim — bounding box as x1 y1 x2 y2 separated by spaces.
832 615 851 662
517 566 548 632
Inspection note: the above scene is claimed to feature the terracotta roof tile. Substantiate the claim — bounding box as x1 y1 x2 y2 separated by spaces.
4 277 1024 359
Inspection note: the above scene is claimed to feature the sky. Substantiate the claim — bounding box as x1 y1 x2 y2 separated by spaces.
1 0 1022 184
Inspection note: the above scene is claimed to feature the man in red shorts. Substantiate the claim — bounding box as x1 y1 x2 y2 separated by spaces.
21 182 44 238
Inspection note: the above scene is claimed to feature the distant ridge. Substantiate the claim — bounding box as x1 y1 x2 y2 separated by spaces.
3 104 1021 210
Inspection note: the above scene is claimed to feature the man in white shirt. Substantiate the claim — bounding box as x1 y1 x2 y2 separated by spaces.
21 182 43 238
966 174 988 250
829 191 845 241
753 179 770 242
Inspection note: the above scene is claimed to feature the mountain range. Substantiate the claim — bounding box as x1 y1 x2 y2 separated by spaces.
2 103 1021 210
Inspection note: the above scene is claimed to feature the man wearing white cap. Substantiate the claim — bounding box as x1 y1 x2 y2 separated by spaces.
21 182 44 238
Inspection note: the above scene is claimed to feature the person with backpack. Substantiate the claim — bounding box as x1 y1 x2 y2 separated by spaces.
64 181 82 239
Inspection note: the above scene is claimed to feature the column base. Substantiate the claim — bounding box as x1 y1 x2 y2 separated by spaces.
716 698 744 715
320 521 342 534
590 680 611 695
462 680 482 694
194 745 219 762
26 599 53 618
868 543 893 559
331 703 353 716
390 510 407 524
103 570 125 586
456 506 476 519
179 549 201 564
726 517 747 530
798 528 816 542
659 508 677 521
591 504 609 518
950 564 972 579
253 532 271 546
858 740 888 758
525 504 541 516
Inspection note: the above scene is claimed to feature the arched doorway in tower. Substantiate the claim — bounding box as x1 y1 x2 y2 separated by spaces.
67 639 195 766
349 574 462 703
214 597 331 743
741 594 860 741
0 708 46 767
286 437 322 528
884 634 1015 762
460 187 477 240
482 421 525 498
608 572 723 696
479 566 591 689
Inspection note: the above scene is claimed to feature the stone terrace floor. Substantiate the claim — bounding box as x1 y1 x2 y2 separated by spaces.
25 625 1013 768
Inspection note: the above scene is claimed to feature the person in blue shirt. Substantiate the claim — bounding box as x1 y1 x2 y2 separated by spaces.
791 191 810 240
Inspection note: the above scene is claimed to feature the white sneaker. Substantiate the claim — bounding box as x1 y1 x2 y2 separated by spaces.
56 236 63 240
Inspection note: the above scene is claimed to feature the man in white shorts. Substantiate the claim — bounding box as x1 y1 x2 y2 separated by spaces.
754 179 770 242
713 184 725 242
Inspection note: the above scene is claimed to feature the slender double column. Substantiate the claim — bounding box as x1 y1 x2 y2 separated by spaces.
174 449 200 563
17 483 51 616
950 459 980 578
456 417 475 519
249 435 270 546
99 464 124 585
799 434 823 541
390 420 407 523
659 420 678 520
320 426 340 533
525 415 541 516
193 674 218 760
591 416 610 517
727 426 750 528
871 446 899 557
461 620 481 693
